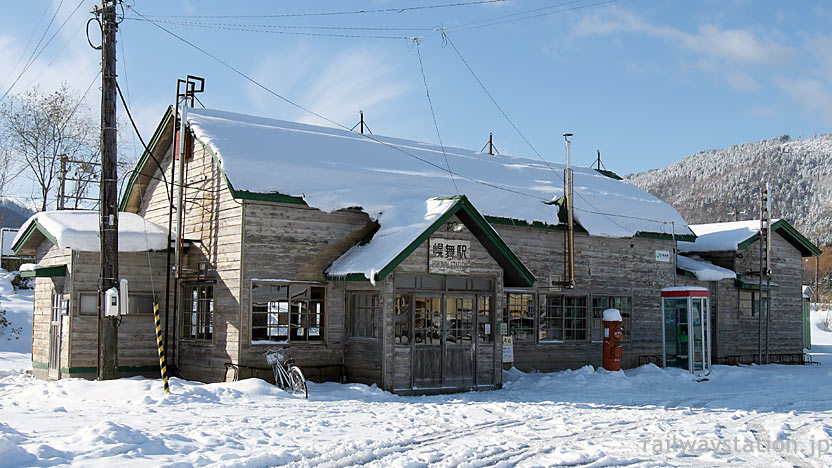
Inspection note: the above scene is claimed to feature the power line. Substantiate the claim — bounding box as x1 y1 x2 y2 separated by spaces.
127 5 548 203
414 38 459 195
135 0 505 19
451 0 589 30
124 18 434 32
449 0 619 33
0 1 52 91
115 81 173 205
441 31 652 233
124 17 419 40
0 0 87 103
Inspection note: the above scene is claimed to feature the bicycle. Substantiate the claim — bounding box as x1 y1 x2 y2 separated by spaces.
264 347 308 399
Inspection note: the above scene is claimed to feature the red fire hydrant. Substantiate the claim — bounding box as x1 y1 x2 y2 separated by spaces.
602 308 624 371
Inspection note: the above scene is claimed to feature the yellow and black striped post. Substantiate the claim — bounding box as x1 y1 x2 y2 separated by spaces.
153 302 170 395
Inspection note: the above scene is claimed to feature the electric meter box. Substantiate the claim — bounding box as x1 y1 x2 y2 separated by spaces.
104 287 119 317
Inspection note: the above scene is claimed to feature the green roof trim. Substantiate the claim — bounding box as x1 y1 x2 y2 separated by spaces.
20 265 67 278
736 219 822 257
594 168 623 180
195 138 308 206
11 219 58 255
326 195 536 287
635 231 696 242
119 106 175 212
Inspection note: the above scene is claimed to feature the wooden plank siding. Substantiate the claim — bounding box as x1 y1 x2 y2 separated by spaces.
133 137 243 383
238 202 375 383
492 225 678 372
686 233 805 363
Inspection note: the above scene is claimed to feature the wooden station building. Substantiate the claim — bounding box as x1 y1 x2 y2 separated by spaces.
15 106 819 393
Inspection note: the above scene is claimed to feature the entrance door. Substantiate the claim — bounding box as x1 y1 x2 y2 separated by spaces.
413 296 442 388
444 296 474 389
48 293 62 380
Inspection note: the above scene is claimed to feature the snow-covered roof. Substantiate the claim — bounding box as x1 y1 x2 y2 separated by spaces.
13 211 168 253
186 108 692 240
678 219 822 257
676 255 736 281
678 220 771 253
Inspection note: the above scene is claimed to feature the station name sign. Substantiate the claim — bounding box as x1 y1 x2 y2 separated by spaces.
429 238 471 275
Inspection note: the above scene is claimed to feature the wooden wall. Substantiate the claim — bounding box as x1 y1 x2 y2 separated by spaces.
135 137 244 382
691 233 805 363
31 241 71 379
239 202 375 382
492 224 678 371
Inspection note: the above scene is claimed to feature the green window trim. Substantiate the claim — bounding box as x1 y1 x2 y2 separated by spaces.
20 265 67 278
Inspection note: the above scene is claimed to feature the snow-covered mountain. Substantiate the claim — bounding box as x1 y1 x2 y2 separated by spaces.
0 199 32 231
626 134 832 245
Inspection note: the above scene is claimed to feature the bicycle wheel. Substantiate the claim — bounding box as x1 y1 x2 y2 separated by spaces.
288 366 308 399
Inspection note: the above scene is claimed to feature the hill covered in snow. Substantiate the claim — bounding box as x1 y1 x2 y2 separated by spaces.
626 134 832 245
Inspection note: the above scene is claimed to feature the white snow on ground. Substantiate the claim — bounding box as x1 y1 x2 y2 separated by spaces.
4 296 832 466
13 211 168 252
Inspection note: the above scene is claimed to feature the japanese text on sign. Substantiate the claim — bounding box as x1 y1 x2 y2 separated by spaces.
429 238 471 275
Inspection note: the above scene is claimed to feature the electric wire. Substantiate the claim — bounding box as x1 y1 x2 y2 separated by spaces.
127 5 548 203
124 18 417 40
124 18 434 32
414 38 459 195
0 1 52 91
135 0 505 19
0 0 86 103
116 80 173 205
449 0 619 33
441 31 670 232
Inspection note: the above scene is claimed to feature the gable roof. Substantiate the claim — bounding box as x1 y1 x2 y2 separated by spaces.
679 219 821 257
326 195 535 286
123 107 693 240
12 211 168 255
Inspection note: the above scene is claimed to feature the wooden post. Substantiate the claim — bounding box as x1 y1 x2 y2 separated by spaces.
97 0 119 380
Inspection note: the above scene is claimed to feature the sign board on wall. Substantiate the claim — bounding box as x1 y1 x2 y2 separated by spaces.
655 250 671 263
429 238 471 275
502 336 514 363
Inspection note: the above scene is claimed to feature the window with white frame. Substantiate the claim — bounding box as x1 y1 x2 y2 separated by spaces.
540 295 587 342
251 282 324 343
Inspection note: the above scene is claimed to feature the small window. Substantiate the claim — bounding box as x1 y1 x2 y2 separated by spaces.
505 293 535 343
79 293 97 316
251 282 324 343
128 295 156 315
349 293 378 338
739 290 768 318
182 283 214 341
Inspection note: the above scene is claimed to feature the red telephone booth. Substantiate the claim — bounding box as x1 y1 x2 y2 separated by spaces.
661 287 711 376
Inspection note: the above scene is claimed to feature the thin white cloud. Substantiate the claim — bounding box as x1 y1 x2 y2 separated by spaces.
574 10 793 66
774 77 832 124
247 46 410 130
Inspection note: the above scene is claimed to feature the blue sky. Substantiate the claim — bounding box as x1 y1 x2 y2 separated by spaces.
2 0 831 185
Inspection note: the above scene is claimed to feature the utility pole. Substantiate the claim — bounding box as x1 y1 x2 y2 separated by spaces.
96 0 119 380
57 155 67 210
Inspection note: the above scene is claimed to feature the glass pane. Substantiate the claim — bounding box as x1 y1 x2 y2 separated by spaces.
395 294 411 345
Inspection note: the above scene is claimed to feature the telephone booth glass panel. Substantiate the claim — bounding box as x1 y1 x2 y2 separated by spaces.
661 287 711 376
